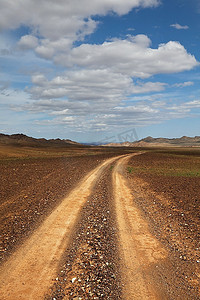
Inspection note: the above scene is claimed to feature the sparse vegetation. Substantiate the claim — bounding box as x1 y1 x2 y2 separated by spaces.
127 166 133 173
127 151 200 177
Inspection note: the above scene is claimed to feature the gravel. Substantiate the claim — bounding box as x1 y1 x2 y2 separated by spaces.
45 166 122 299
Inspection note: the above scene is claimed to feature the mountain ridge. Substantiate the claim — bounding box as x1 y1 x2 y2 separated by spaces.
0 133 82 147
102 135 200 147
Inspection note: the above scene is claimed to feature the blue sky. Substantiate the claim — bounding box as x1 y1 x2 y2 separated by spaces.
0 0 200 143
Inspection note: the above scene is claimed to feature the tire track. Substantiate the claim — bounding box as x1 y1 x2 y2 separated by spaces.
113 154 168 299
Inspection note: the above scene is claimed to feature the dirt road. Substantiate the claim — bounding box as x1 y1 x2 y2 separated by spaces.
0 152 196 299
0 155 121 299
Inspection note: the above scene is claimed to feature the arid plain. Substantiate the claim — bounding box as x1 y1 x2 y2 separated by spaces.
0 138 199 299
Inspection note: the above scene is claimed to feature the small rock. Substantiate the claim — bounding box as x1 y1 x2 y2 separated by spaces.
72 277 77 283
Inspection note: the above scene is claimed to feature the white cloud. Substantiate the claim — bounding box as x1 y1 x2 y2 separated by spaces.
165 99 200 113
28 68 166 105
0 1 160 64
173 81 194 88
23 32 198 134
18 35 38 50
170 23 189 30
35 45 55 60
51 109 69 115
31 74 48 86
184 100 200 108
114 105 159 114
0 0 159 50
35 38 73 59
34 103 165 131
55 36 198 78
10 88 200 136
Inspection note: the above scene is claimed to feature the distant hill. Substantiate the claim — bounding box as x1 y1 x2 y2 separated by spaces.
0 133 82 147
103 136 200 147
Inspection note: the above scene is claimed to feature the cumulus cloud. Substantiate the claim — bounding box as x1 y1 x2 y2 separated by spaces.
55 36 198 77
0 0 159 50
170 23 189 30
24 32 198 134
0 0 160 64
35 37 76 59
